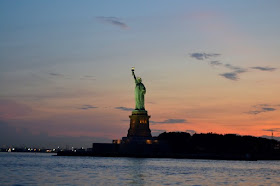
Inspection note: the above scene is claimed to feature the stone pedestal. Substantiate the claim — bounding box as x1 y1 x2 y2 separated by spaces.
127 110 152 137
92 109 163 155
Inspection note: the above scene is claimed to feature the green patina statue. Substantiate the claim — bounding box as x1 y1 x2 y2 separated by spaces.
131 67 146 110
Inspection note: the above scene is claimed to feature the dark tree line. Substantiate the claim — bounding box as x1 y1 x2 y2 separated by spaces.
158 132 280 154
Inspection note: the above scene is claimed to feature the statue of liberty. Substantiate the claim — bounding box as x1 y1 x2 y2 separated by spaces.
131 67 146 110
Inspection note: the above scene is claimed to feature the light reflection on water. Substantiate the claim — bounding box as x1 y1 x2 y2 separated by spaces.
1 152 280 185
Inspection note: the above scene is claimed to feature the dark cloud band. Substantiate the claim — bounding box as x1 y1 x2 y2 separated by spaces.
247 104 278 115
220 72 239 81
79 105 97 110
96 16 128 29
189 53 220 60
115 107 134 111
151 119 187 124
251 66 277 71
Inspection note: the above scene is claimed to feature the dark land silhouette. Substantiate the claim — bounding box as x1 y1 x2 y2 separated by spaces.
158 132 279 156
57 132 280 160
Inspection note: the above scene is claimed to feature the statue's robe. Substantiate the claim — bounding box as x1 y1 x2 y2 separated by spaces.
135 80 146 110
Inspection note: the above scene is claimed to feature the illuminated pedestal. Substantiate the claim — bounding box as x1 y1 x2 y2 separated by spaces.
127 110 151 137
122 110 152 144
92 110 167 155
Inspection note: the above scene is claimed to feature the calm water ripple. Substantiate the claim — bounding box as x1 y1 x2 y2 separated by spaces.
1 152 280 185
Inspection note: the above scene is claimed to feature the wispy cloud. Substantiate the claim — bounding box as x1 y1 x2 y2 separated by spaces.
189 52 246 80
247 107 276 115
151 119 187 124
84 75 95 78
219 72 239 81
251 66 277 71
210 61 223 66
189 52 220 60
219 64 247 80
263 128 280 132
78 105 98 110
48 72 64 77
224 64 247 73
96 16 128 29
247 104 278 115
189 51 276 81
80 75 96 81
115 107 134 111
262 107 276 111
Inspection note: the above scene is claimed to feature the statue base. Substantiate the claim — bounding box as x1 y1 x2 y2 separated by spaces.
92 109 164 155
132 109 147 115
127 109 152 138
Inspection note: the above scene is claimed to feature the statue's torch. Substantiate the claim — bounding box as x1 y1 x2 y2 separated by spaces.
131 67 135 72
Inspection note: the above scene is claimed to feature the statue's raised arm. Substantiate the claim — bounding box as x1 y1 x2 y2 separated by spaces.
131 67 146 111
131 67 137 83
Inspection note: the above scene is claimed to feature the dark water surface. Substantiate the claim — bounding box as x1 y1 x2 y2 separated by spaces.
1 152 280 185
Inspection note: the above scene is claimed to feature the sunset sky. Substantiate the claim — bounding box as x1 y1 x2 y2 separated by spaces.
1 0 280 148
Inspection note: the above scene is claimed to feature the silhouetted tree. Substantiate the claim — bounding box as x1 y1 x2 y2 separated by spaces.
157 132 280 155
158 132 191 153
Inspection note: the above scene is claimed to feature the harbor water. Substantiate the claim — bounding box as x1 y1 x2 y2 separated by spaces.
1 152 280 185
